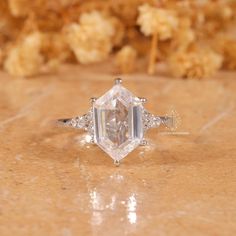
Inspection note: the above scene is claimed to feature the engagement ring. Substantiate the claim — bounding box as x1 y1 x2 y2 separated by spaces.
57 78 177 165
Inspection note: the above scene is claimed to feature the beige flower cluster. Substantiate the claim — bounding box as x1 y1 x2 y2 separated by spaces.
215 36 236 70
64 11 115 64
168 48 223 79
115 45 137 74
4 32 44 77
137 4 178 40
0 0 235 78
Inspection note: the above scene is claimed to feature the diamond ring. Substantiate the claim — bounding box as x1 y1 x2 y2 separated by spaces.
57 78 177 165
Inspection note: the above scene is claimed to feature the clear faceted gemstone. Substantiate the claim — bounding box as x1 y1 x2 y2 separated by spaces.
93 84 144 161
70 111 93 131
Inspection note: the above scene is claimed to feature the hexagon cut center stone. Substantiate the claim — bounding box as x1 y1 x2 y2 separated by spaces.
93 84 144 161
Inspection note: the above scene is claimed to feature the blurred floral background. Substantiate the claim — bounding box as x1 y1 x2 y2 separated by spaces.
0 0 235 78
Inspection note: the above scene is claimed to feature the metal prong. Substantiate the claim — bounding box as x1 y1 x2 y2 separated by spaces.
90 97 97 104
114 78 122 85
140 139 148 146
139 97 147 103
114 160 120 166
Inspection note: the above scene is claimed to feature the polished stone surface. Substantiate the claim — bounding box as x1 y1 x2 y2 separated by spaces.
0 63 236 236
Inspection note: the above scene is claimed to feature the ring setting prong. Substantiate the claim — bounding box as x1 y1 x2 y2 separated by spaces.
114 78 122 85
90 97 97 104
140 139 148 146
139 97 147 103
114 160 120 166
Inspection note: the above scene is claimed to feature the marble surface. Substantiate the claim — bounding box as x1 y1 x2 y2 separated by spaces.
0 64 236 236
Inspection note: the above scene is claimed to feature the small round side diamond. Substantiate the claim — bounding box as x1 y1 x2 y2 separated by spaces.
70 118 78 128
69 109 94 133
143 110 161 132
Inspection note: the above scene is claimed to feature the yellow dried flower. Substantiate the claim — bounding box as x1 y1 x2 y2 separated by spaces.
0 48 3 67
0 0 235 78
172 18 195 51
8 0 81 17
137 4 179 75
4 32 44 77
168 48 223 79
221 6 233 20
64 11 115 64
216 37 236 70
40 32 73 72
41 33 72 63
0 1 22 43
110 0 156 27
158 18 195 60
110 17 125 47
126 28 150 57
137 4 178 40
8 0 30 17
224 49 236 70
115 45 137 74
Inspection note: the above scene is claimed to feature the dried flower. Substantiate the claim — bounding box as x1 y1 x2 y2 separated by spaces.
0 1 22 43
4 32 43 77
64 11 115 64
172 18 195 52
0 48 3 67
168 48 223 79
137 4 178 40
110 17 125 47
115 45 137 74
8 0 30 17
137 4 178 75
110 0 156 27
41 33 72 63
39 32 73 73
215 37 236 70
222 40 236 70
126 28 150 57
0 0 235 78
157 18 195 60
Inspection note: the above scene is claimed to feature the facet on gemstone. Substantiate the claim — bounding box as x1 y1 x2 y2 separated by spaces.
93 84 144 161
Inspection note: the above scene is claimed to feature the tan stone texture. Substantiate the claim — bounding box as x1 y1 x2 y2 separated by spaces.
0 64 236 236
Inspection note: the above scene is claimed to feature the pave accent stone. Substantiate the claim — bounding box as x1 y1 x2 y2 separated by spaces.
70 110 94 135
143 110 161 132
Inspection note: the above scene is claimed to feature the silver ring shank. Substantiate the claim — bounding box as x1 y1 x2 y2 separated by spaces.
57 118 73 126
